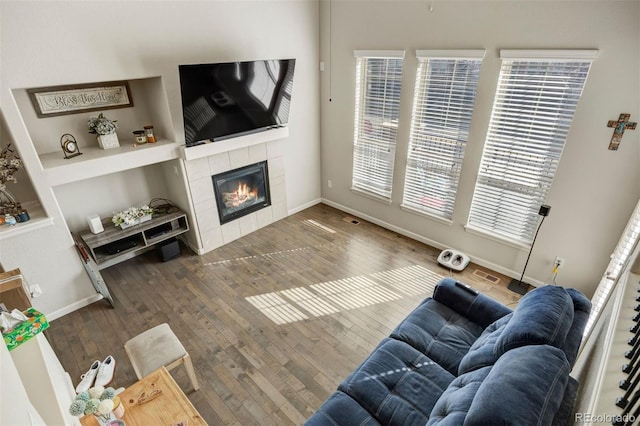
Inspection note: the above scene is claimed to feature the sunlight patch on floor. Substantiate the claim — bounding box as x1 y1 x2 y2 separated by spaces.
204 243 336 266
302 219 337 234
245 264 445 325
245 292 309 325
370 264 442 296
311 276 401 310
279 287 340 317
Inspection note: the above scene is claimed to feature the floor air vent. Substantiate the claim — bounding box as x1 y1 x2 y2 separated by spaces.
473 269 500 284
343 216 360 225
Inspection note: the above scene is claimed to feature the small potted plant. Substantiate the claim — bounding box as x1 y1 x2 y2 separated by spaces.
88 113 119 149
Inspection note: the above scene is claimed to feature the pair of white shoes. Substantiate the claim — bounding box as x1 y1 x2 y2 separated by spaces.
75 355 116 393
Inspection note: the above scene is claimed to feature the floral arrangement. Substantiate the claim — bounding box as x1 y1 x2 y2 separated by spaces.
112 205 154 227
69 385 116 421
88 113 118 135
0 143 23 213
0 143 23 191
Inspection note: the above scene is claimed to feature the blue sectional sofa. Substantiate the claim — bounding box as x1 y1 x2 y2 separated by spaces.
305 277 591 425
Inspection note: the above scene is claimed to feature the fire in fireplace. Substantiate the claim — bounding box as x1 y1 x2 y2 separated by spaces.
212 161 271 224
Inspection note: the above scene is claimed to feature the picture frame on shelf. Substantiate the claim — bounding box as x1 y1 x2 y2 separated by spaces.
27 80 133 118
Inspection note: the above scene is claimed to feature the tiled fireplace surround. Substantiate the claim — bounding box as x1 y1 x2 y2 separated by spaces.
183 139 287 254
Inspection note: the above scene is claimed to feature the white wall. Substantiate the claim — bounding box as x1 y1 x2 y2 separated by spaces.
0 341 46 426
0 1 320 316
53 165 171 232
319 0 640 297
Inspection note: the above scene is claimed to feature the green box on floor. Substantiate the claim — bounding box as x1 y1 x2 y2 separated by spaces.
2 308 49 351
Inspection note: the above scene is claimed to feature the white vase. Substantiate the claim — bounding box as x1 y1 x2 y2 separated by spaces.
97 133 120 150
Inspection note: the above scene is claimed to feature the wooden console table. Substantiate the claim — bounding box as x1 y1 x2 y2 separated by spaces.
79 211 189 270
80 366 207 426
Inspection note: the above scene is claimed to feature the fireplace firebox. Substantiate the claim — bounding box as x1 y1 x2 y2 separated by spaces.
212 161 271 224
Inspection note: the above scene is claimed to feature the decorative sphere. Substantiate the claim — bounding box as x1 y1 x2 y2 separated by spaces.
89 385 105 399
97 399 114 415
84 398 100 414
69 400 86 416
100 387 116 400
76 391 90 402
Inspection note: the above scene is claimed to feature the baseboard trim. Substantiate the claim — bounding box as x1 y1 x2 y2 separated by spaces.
320 198 543 288
47 293 104 322
179 234 206 255
289 198 322 216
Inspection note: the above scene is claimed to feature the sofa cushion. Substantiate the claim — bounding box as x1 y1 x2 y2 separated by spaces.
495 285 574 354
304 391 381 426
426 366 492 425
464 345 570 426
338 338 455 425
457 313 512 375
390 299 484 375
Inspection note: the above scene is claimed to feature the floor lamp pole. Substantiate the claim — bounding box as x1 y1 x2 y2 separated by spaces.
508 205 551 295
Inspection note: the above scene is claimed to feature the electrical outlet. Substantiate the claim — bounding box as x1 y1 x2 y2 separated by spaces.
327 180 333 189
554 257 566 269
29 284 43 298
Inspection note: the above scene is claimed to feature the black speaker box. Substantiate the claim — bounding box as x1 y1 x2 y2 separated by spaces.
157 238 180 262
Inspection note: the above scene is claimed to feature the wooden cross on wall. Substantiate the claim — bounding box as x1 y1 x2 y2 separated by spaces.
607 113 637 151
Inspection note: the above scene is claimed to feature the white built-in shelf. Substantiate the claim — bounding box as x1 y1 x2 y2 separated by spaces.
179 127 289 161
39 138 180 186
0 202 54 241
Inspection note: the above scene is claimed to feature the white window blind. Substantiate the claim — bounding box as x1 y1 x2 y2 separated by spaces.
584 198 640 337
402 50 484 219
468 50 597 244
352 51 405 200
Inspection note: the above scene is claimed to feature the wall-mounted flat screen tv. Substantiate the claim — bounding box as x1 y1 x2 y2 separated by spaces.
179 58 295 147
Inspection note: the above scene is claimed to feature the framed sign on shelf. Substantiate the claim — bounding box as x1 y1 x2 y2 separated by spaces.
27 80 133 118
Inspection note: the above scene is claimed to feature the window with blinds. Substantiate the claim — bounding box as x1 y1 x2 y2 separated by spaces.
468 50 597 244
584 198 640 337
402 50 484 220
352 51 405 200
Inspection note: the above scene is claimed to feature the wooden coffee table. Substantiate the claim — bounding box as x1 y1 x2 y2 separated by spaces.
80 367 206 425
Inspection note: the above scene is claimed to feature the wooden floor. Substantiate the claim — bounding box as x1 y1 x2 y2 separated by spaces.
48 203 522 425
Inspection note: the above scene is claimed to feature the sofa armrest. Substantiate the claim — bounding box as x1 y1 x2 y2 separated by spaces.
433 278 512 329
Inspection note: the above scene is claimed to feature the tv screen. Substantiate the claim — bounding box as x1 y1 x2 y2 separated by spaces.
179 58 295 146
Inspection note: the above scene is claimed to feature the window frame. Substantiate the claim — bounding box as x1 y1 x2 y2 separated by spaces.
467 49 598 245
401 49 485 221
351 50 405 202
